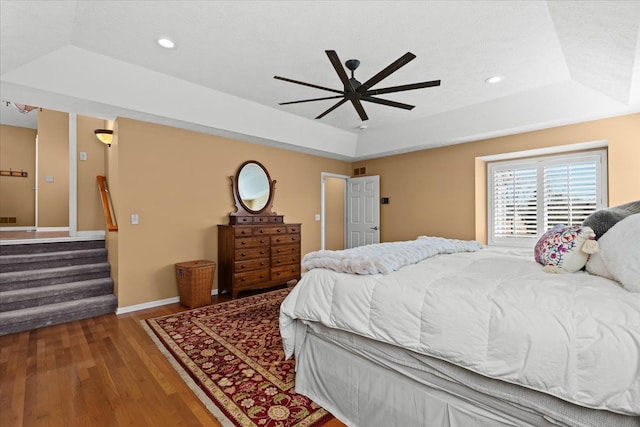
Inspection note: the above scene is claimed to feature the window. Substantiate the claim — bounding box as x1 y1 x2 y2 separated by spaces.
488 150 607 246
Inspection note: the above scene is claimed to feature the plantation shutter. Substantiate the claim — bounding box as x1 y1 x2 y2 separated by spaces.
492 165 538 240
543 160 598 228
488 150 606 246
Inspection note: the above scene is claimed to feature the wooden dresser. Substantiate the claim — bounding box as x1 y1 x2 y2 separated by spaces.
217 221 301 299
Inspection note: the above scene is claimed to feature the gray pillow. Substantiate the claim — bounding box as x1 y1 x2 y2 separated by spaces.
582 200 640 240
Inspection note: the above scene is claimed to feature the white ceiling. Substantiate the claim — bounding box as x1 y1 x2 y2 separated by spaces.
1 1 639 160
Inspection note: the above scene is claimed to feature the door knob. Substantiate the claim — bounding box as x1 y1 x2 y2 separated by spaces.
370 226 379 230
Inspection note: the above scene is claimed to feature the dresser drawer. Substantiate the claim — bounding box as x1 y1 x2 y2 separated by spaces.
271 264 300 281
254 226 287 235
271 234 300 245
236 247 269 259
287 225 301 234
234 227 254 237
235 236 269 248
234 269 270 288
234 258 269 273
272 244 299 256
272 253 300 267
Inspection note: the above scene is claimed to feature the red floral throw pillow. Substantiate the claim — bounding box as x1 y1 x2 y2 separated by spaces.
534 225 599 273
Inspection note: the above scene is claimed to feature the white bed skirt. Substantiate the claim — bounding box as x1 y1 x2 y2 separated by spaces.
292 321 638 427
295 327 551 426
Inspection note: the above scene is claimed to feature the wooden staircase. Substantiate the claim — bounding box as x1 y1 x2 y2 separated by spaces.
0 240 117 336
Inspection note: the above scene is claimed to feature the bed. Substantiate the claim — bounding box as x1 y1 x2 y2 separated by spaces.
279 215 640 427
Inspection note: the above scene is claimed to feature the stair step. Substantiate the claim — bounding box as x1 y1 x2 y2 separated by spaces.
0 294 117 336
0 240 105 256
0 277 114 312
0 263 111 291
0 248 108 272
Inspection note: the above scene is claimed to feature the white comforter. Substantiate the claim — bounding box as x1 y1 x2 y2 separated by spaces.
280 246 640 415
302 236 482 275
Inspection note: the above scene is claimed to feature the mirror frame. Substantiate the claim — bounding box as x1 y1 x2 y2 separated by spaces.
230 160 277 218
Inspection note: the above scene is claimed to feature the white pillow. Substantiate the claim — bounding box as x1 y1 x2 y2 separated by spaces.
586 213 640 292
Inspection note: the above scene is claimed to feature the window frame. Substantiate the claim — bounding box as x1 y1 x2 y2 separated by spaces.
487 149 607 247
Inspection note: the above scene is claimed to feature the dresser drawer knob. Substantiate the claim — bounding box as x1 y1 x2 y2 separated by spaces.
241 253 246 257
260 274 265 279
260 251 265 255
259 229 264 233
241 241 246 245
241 264 246 268
260 239 265 244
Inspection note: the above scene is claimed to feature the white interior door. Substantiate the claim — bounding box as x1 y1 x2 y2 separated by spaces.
347 175 380 248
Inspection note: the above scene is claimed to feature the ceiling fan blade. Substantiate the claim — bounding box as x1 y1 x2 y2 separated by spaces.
350 98 369 121
326 50 355 92
274 76 343 95
361 96 414 110
279 95 344 105
316 98 348 119
365 80 441 96
358 52 416 93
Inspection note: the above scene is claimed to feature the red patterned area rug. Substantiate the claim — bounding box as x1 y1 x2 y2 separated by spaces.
143 288 333 427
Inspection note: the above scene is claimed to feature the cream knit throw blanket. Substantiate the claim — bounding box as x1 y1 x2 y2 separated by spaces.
302 236 482 275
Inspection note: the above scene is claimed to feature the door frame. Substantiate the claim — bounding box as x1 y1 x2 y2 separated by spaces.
320 172 349 250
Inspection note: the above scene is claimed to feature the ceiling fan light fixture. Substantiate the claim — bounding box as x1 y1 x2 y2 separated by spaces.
157 37 176 49
485 75 503 84
275 50 441 121
95 129 114 147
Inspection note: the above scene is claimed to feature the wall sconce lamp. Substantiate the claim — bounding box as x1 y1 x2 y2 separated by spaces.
94 129 114 147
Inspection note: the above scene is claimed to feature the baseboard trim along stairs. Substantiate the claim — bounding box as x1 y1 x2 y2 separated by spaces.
0 240 117 336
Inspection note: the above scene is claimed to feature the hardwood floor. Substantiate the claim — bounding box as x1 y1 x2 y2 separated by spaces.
0 230 70 241
0 293 345 427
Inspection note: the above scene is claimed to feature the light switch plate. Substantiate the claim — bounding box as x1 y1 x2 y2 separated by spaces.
131 214 139 225
314 214 321 221
79 151 88 161
44 176 54 183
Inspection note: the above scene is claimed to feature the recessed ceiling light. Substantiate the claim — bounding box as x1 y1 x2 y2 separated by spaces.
157 37 175 49
485 76 503 84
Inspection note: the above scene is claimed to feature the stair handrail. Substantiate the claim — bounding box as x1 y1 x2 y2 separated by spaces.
97 175 118 232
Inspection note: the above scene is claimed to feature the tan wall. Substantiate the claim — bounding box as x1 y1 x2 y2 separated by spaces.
353 113 640 244
112 118 351 307
37 109 69 227
0 125 37 226
76 115 106 231
325 177 345 250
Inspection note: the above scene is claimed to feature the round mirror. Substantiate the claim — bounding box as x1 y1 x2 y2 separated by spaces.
237 161 271 213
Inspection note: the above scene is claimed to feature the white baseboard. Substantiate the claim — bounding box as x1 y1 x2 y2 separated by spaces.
116 288 219 315
76 230 106 238
37 227 70 232
0 226 36 231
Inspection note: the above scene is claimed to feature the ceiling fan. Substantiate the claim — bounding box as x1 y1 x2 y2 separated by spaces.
274 50 441 121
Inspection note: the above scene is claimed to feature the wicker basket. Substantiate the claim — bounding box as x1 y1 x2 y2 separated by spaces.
175 260 216 308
